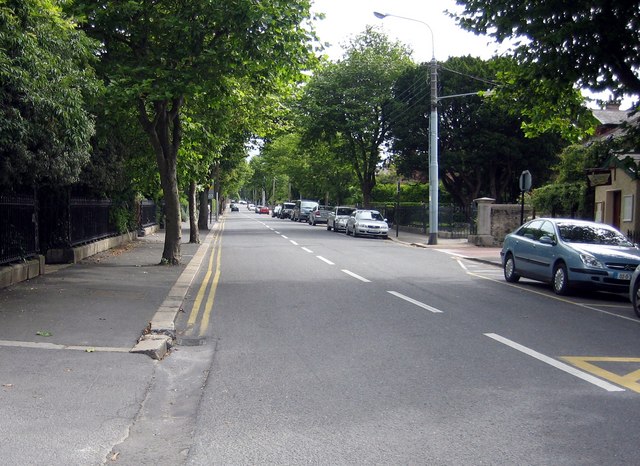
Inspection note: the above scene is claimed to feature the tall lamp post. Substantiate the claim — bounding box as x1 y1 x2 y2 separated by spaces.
374 12 439 244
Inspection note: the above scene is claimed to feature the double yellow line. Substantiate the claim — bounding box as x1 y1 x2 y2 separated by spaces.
187 218 224 337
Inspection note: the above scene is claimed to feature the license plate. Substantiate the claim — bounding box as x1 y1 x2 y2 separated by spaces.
616 272 632 280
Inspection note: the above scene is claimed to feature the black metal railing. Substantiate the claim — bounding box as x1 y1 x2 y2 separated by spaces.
0 194 38 265
370 203 476 239
69 198 117 246
1 192 158 265
140 199 157 227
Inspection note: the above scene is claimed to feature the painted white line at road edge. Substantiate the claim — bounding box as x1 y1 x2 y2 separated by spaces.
341 269 371 282
484 333 625 392
290 240 299 246
281 235 288 239
387 291 443 313
316 256 334 265
302 247 314 253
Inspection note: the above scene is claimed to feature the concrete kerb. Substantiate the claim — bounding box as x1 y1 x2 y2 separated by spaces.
130 224 220 360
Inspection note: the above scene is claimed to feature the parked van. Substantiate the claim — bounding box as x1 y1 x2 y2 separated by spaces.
291 200 318 222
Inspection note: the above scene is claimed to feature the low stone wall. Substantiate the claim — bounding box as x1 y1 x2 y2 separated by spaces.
468 198 531 246
490 204 532 243
0 256 45 290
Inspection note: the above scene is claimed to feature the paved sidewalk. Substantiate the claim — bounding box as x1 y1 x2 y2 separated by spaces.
0 226 210 353
388 228 503 266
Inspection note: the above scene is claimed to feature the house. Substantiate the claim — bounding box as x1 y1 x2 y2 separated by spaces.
590 104 640 236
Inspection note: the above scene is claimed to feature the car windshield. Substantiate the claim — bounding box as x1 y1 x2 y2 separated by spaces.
337 208 353 215
557 223 633 246
283 203 295 209
359 211 383 221
301 201 317 208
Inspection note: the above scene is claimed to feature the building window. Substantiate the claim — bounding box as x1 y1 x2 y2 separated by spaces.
623 195 634 222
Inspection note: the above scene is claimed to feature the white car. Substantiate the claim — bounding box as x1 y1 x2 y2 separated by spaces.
345 210 389 238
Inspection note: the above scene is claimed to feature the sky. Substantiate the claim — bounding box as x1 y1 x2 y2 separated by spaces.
310 0 507 63
309 0 632 109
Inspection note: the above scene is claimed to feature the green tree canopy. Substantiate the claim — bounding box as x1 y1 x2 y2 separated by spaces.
388 56 566 207
0 0 99 191
70 0 318 264
299 27 413 206
453 0 640 98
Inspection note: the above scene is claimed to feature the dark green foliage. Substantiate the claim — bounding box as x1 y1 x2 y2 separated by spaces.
0 0 100 191
454 0 640 97
388 56 566 207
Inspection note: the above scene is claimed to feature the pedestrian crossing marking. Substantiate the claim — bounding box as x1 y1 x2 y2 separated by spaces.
561 356 640 393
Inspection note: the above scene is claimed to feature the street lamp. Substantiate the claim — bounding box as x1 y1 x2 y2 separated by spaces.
374 12 439 244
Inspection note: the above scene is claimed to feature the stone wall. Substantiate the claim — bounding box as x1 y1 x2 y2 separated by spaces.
468 198 531 246
491 204 532 243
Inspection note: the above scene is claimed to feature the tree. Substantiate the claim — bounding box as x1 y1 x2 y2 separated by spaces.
388 56 566 207
453 0 640 98
0 0 99 191
299 28 413 207
531 142 610 218
70 0 317 264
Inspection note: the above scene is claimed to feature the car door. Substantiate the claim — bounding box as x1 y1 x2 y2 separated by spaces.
527 220 558 280
510 220 544 278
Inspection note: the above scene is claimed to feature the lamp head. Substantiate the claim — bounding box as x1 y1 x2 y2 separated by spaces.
373 11 387 19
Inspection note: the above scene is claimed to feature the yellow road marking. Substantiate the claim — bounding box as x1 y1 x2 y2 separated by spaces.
199 229 223 337
187 233 218 328
561 356 640 393
186 217 225 335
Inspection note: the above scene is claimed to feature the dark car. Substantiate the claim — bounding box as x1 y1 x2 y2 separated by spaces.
279 202 296 219
502 218 640 295
291 200 318 222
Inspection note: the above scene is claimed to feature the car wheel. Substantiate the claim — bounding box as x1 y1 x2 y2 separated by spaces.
632 278 640 319
552 262 571 295
503 253 520 283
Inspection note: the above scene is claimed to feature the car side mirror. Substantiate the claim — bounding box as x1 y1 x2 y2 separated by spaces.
539 235 556 245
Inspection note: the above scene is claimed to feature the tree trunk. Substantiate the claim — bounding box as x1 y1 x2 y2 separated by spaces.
138 97 183 265
198 188 209 230
188 180 199 244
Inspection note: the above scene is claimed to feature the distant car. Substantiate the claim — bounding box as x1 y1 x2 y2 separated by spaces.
279 202 296 219
230 203 239 212
308 205 333 226
327 206 355 232
248 203 255 211
502 218 640 295
291 200 318 222
345 210 389 238
259 205 269 214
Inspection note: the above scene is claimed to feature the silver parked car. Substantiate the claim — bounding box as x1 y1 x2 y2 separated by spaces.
327 206 355 232
502 218 640 295
308 204 333 225
345 210 389 238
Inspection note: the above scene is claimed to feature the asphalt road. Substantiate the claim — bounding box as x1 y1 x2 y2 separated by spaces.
3 211 639 465
179 212 640 465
